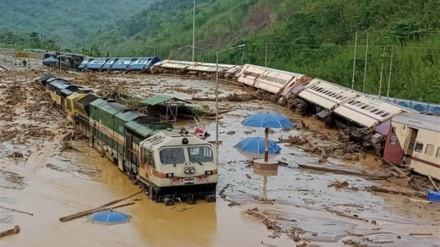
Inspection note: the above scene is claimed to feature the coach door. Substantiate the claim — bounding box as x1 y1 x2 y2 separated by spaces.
403 128 418 164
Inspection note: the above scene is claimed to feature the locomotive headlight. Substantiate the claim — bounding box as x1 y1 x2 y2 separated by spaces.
205 170 213 175
184 167 195 174
166 173 174 178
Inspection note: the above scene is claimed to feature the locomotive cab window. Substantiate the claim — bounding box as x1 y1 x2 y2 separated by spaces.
141 148 155 168
188 146 214 163
159 148 185 165
437 147 440 159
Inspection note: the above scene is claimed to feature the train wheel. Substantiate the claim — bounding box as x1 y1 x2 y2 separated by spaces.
186 196 195 205
149 185 160 203
148 185 155 200
206 194 216 203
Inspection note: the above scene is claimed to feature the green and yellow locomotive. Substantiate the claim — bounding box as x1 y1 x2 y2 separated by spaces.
38 74 218 206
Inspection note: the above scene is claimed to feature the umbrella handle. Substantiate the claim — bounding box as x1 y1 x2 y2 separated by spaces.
264 127 269 162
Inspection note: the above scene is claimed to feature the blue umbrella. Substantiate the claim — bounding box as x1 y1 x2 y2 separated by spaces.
89 210 131 225
235 137 281 154
241 113 294 162
241 113 294 128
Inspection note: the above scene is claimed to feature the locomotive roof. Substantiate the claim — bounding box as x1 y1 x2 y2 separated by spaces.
76 94 99 107
140 131 212 151
392 113 440 132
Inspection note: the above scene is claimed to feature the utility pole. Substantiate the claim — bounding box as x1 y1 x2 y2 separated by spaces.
378 46 393 97
386 45 394 98
264 43 268 67
192 0 195 62
378 47 385 97
362 32 369 93
241 45 245 65
351 31 358 89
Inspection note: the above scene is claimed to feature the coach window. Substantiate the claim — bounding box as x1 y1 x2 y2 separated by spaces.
390 135 398 145
160 148 185 165
414 142 424 153
425 144 434 156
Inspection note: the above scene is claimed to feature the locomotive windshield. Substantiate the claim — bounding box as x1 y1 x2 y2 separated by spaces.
158 146 214 165
188 146 213 163
160 147 185 165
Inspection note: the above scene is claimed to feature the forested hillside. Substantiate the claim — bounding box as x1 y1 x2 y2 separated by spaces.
86 0 440 103
0 0 155 47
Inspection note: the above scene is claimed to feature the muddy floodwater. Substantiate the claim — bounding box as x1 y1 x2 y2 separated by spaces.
1 70 439 247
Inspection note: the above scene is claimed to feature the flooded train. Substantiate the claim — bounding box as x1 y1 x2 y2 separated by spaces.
37 74 218 206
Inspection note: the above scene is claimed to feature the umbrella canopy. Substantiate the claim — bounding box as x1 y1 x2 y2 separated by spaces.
241 113 294 128
235 137 281 154
89 210 131 225
43 57 59 63
241 113 294 162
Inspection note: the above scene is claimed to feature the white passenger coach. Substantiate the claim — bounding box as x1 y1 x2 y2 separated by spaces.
334 95 414 128
298 78 359 111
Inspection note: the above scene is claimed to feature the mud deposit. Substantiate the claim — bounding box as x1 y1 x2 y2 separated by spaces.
1 67 439 247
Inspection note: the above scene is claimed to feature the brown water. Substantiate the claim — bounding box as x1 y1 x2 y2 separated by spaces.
1 72 440 247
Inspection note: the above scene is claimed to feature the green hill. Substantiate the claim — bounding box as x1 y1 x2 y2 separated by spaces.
87 0 440 103
0 0 155 47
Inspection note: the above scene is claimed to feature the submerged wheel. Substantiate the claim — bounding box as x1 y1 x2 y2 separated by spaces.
148 185 155 200
149 185 160 203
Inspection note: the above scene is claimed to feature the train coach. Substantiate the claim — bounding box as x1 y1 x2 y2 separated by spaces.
384 113 440 180
295 78 360 123
84 58 109 71
127 57 161 72
36 75 218 205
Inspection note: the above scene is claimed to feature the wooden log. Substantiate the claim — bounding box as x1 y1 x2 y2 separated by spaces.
59 191 141 222
325 207 369 222
191 97 225 102
428 175 439 192
383 159 409 178
0 225 20 238
98 191 142 208
369 185 426 198
409 198 431 203
297 164 389 179
409 233 433 236
59 202 135 222
0 205 33 216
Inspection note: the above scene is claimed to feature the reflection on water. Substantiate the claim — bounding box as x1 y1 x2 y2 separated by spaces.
253 168 278 200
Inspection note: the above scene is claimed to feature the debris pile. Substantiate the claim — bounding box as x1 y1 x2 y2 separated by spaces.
278 133 365 161
0 169 26 190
